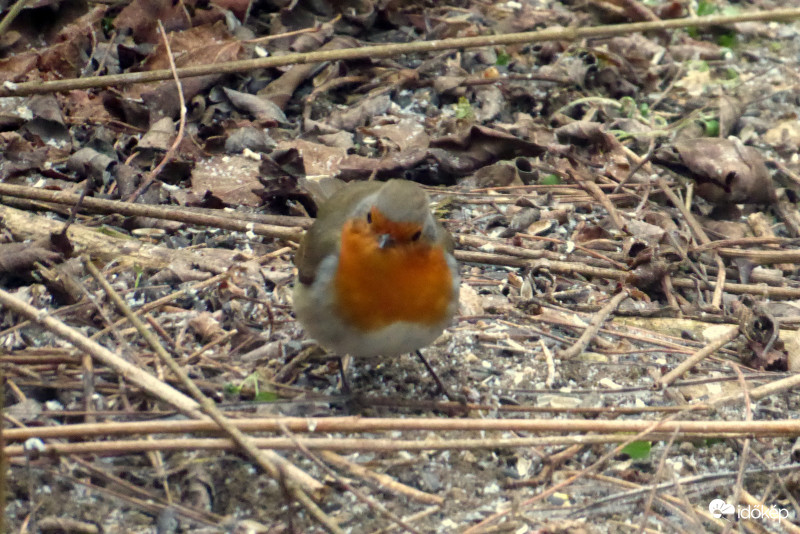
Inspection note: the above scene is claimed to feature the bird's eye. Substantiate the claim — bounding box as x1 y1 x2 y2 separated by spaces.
366 211 372 223
411 230 422 241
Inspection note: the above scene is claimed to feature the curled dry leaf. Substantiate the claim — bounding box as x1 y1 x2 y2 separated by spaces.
224 127 277 154
732 297 788 371
23 94 71 149
624 219 666 244
625 243 682 289
718 94 744 138
67 147 117 183
115 0 194 44
497 208 541 238
261 36 359 110
275 138 429 181
137 117 175 152
554 121 615 150
223 88 288 124
360 118 430 152
430 125 548 177
461 162 523 189
325 94 391 131
188 311 225 341
654 137 776 205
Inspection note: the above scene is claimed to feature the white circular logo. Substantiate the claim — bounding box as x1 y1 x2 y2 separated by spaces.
708 499 735 518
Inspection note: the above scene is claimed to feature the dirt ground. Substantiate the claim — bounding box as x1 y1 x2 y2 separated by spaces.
2 0 800 532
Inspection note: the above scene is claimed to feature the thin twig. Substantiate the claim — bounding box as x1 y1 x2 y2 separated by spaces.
541 339 555 388
581 472 713 529
243 15 341 44
711 253 726 309
572 172 626 231
369 506 441 534
657 176 710 246
8 416 800 442
637 429 680 534
0 288 204 416
658 326 740 388
462 414 688 533
2 9 800 97
0 0 30 36
724 363 751 534
87 250 289 341
558 291 629 359
569 465 800 520
2 431 789 459
743 372 800 402
741 490 800 534
0 183 307 239
318 451 443 505
459 250 800 298
276 421 421 534
126 22 188 202
84 261 332 523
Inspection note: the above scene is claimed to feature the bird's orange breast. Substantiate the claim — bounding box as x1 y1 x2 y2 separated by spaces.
334 219 453 331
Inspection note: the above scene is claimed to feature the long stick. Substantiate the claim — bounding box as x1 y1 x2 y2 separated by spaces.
2 9 800 97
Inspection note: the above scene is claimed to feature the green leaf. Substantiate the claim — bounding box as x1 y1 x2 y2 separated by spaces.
696 1 717 16
254 391 279 402
101 17 114 35
716 31 736 48
96 226 131 238
224 383 242 395
133 264 144 289
620 441 651 459
539 174 562 185
455 96 473 119
496 50 511 66
704 119 720 137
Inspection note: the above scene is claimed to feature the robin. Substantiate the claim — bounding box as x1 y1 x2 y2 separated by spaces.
293 179 460 365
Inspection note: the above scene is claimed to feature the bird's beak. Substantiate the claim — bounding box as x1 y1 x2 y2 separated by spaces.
378 233 394 249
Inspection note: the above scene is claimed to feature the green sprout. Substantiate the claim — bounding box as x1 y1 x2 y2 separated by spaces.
133 264 144 289
716 31 736 48
620 440 651 460
496 49 511 66
455 96 474 119
696 1 718 16
703 118 720 137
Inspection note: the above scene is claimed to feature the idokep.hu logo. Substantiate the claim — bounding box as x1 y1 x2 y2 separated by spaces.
708 498 790 522
708 499 735 518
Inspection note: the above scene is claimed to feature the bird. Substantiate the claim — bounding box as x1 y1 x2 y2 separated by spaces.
292 179 460 365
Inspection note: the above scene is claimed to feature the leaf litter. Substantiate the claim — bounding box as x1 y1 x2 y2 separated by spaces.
2 0 800 532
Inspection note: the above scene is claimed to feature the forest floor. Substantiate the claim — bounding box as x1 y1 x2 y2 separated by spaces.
2 0 800 532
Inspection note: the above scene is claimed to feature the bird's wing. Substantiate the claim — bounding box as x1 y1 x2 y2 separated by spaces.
294 181 384 285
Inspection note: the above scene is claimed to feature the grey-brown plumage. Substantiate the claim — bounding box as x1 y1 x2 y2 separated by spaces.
291 179 460 358
294 179 453 285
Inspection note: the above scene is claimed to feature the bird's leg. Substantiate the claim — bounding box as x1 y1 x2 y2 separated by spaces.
414 350 459 402
337 354 353 396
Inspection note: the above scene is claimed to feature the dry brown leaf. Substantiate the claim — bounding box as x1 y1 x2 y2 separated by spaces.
191 155 264 207
654 137 776 205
